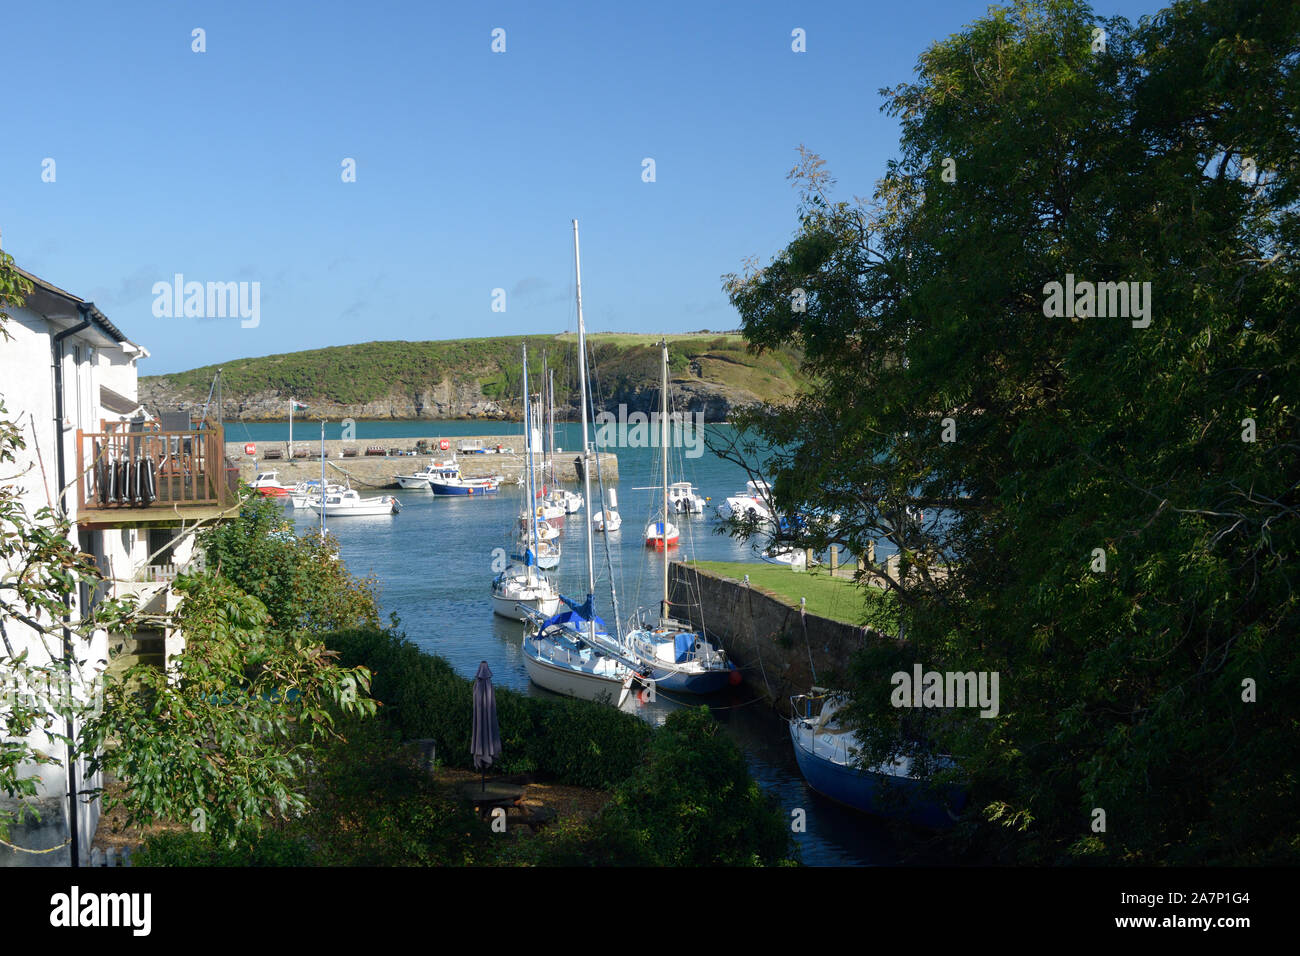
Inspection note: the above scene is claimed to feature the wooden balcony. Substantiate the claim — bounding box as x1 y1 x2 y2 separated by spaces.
75 423 241 528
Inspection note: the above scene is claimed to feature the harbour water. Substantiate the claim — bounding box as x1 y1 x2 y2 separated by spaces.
239 419 915 865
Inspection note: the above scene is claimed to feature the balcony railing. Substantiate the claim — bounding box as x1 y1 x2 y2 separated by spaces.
77 423 236 512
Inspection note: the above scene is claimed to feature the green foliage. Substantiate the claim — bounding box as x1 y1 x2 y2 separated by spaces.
593 707 791 865
722 0 1300 864
201 493 380 634
82 572 378 845
289 718 489 866
325 627 652 788
134 829 318 867
502 707 793 866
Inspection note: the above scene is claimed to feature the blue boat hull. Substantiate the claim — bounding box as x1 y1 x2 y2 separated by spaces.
790 729 967 829
430 482 498 496
646 664 735 694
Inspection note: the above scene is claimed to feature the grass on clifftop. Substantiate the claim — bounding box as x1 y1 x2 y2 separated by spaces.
142 333 808 412
684 559 898 629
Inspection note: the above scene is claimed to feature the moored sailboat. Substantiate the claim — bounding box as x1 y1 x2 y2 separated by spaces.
491 342 561 621
621 341 737 694
522 221 641 705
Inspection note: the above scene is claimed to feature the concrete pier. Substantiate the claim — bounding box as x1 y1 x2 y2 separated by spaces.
225 434 617 489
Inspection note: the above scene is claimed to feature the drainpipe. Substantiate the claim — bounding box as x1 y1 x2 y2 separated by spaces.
52 304 92 867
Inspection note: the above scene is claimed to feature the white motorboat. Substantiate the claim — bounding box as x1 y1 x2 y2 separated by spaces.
289 479 345 509
393 459 457 490
716 479 775 522
668 481 707 514
309 489 401 517
250 470 290 498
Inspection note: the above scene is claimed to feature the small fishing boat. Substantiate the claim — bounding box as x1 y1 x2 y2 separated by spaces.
310 489 401 517
716 479 773 522
668 481 707 515
288 479 346 509
429 462 501 496
788 691 967 829
644 518 679 549
393 459 458 490
250 470 289 497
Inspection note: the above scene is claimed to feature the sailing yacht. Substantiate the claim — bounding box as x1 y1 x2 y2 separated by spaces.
621 341 738 694
491 342 561 621
592 486 622 532
522 221 642 704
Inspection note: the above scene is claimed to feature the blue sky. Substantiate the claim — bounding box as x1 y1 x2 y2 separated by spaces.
2 0 1171 374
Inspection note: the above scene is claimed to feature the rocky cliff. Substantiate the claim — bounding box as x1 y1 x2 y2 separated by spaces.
139 334 806 423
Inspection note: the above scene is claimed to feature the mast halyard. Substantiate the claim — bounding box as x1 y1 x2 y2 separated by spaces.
573 220 597 645
522 343 536 579
660 339 670 623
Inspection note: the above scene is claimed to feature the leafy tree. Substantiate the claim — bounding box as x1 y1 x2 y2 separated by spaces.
201 494 380 634
82 572 378 845
721 0 1298 863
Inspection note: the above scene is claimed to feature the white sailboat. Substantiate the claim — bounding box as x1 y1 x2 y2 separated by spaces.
621 341 737 694
522 220 640 704
592 486 622 532
491 342 561 622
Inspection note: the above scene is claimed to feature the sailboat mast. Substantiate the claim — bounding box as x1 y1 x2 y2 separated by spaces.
522 344 536 569
661 340 670 621
573 220 596 641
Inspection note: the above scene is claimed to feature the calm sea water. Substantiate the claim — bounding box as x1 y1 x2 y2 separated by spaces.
239 419 913 865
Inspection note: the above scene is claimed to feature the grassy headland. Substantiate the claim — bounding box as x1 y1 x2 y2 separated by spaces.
140 332 808 422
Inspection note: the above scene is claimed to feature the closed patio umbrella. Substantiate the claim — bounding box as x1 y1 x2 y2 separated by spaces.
471 661 501 792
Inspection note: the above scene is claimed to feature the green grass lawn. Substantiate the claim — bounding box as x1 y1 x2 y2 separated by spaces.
684 560 897 628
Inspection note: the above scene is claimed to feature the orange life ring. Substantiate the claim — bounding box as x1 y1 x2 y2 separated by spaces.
244 443 256 455
439 439 450 451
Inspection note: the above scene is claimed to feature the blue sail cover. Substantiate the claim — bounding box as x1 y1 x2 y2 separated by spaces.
559 592 597 619
540 609 609 633
674 633 697 663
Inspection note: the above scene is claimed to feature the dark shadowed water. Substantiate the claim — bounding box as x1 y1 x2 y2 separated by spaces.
238 419 917 865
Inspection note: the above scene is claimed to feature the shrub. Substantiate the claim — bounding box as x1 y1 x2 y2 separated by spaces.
324 628 651 788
